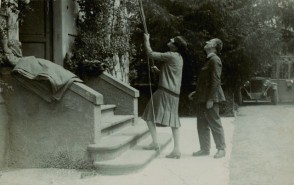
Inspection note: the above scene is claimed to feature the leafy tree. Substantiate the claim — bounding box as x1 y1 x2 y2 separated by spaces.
131 0 294 115
133 0 294 90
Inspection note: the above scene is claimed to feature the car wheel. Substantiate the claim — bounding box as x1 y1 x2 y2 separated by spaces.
237 89 243 105
271 90 278 105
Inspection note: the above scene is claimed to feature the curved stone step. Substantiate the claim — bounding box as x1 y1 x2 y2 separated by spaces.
101 104 116 119
93 133 172 175
88 123 149 161
101 115 134 136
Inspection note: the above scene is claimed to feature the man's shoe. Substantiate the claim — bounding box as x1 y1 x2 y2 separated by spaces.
192 150 210 157
214 150 225 159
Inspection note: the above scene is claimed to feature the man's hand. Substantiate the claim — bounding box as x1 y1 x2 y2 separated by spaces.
188 91 196 100
206 100 214 109
151 65 160 73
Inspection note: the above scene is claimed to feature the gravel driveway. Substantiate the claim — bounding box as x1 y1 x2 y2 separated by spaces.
229 103 294 185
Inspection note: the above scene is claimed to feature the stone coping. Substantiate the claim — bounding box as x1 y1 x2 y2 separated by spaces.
1 67 103 105
100 72 139 98
70 82 103 105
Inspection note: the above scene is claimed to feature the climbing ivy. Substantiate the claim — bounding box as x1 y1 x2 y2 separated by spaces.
67 0 140 82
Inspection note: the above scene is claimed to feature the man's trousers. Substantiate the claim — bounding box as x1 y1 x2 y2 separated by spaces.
196 103 226 151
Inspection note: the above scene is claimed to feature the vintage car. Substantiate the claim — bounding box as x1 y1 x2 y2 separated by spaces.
238 77 278 105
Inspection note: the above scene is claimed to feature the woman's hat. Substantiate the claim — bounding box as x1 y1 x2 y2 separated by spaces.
173 36 187 49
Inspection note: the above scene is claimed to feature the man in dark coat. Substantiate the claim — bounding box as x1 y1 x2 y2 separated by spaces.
188 38 226 158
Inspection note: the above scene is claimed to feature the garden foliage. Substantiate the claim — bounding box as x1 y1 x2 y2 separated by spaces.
67 0 294 115
66 0 139 81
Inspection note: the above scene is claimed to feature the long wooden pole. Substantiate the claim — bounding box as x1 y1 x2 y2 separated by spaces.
138 0 154 66
138 0 156 122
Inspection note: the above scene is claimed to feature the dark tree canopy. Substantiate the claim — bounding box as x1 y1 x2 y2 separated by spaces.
132 0 294 91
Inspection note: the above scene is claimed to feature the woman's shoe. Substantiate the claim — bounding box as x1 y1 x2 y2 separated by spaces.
143 144 160 150
165 152 181 159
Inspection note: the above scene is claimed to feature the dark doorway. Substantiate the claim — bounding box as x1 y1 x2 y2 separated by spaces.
19 0 53 61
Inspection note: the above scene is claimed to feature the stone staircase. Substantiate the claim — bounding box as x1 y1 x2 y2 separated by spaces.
1 69 172 171
88 104 172 175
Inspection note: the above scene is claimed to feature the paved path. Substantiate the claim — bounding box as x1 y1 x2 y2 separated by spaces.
3 105 293 185
229 104 294 185
0 117 235 185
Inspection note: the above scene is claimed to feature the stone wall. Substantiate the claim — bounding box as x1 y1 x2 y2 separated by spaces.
0 90 9 169
1 70 103 168
85 72 139 123
271 79 294 102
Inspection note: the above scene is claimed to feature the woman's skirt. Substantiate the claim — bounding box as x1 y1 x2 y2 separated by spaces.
142 88 181 128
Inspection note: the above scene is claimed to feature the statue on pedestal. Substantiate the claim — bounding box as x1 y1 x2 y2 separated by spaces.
0 0 30 65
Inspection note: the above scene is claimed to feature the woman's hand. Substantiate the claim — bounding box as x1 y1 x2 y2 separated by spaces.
188 91 196 100
151 65 160 73
144 33 150 41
